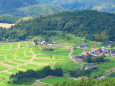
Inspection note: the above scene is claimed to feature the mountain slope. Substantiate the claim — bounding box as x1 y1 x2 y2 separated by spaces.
0 15 20 24
0 10 114 41
0 0 38 9
0 0 114 16
37 0 115 14
15 4 67 16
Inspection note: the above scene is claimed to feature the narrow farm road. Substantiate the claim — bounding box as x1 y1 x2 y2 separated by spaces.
68 47 76 62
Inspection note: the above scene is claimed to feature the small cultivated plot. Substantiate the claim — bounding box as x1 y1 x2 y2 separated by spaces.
54 54 69 59
2 44 12 49
25 51 33 56
8 68 21 73
33 59 51 62
0 50 16 54
54 50 70 54
19 64 39 70
20 57 32 60
53 59 69 62
0 72 11 78
0 75 8 80
38 50 54 54
16 48 25 57
5 55 15 60
11 43 18 49
28 43 33 46
11 59 25 64
33 50 40 54
20 43 28 47
36 54 52 58
4 62 17 66
0 56 5 61
0 45 3 49
54 61 77 71
40 77 74 84
32 46 41 51
72 48 83 56
0 66 6 71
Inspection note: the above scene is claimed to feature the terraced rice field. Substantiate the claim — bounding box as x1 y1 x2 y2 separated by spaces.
0 42 71 84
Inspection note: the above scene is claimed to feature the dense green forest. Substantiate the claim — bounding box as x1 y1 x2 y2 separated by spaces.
0 15 20 24
0 0 66 17
0 10 114 42
9 66 63 84
0 0 114 16
0 0 38 9
15 4 66 17
48 78 115 86
37 0 115 14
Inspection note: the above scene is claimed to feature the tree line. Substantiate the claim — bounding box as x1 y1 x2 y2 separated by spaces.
83 54 105 63
9 66 63 84
45 78 115 86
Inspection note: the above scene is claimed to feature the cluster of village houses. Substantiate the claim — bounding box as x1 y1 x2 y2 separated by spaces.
33 40 114 79
75 42 115 70
34 39 57 46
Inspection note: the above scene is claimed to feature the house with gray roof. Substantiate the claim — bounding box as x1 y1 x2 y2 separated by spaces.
80 43 88 49
110 49 115 56
83 65 97 70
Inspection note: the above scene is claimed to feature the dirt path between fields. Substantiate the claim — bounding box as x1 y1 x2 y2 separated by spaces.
0 47 36 74
68 47 76 62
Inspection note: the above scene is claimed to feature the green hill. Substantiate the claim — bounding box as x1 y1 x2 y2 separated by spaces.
0 15 20 24
15 4 67 17
0 10 115 42
0 0 114 16
37 0 115 14
0 0 38 9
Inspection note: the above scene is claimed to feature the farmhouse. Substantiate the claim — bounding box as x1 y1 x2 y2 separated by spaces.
80 43 88 49
98 76 105 80
34 39 40 45
75 55 82 61
51 41 57 46
83 65 97 70
90 52 98 57
82 51 89 57
110 49 115 56
40 41 47 46
91 46 95 50
90 48 103 57
101 47 108 53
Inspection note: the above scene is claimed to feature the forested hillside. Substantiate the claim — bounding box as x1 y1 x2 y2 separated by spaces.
37 0 115 14
0 0 114 16
15 4 66 17
0 0 38 9
49 78 115 86
0 15 20 24
0 10 114 42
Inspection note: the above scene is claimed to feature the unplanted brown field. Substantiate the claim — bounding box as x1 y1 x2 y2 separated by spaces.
0 23 14 29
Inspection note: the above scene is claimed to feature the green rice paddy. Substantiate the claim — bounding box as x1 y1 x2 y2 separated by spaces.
0 40 114 86
0 42 72 86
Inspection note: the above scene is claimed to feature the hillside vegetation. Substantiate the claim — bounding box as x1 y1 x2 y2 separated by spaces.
16 4 67 17
0 0 114 16
0 0 38 9
37 0 115 14
49 78 115 86
0 10 114 42
0 15 20 24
